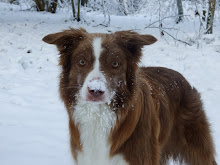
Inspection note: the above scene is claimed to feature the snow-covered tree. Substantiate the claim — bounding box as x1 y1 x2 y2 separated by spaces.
34 0 58 13
206 0 216 33
176 0 183 23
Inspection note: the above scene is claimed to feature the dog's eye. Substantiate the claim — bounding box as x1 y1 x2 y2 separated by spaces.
79 59 86 66
112 61 119 68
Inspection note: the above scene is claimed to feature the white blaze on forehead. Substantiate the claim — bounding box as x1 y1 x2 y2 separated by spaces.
92 37 102 73
79 37 113 102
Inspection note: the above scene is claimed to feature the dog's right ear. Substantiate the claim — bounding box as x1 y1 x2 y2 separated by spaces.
42 28 87 52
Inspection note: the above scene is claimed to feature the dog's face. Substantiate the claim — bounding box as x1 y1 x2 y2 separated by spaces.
68 36 128 104
43 28 156 108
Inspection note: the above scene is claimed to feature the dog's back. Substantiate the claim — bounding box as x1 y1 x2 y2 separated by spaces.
141 67 216 165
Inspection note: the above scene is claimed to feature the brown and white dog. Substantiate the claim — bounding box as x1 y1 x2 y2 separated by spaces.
43 28 217 165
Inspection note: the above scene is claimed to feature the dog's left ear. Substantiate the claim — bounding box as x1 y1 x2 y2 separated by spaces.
115 31 157 61
42 28 87 52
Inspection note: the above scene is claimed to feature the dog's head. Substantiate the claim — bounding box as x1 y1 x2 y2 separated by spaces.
43 28 157 109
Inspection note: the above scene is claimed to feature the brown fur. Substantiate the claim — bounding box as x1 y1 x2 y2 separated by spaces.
43 28 217 165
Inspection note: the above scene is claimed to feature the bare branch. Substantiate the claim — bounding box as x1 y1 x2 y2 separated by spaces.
145 15 190 29
163 30 192 46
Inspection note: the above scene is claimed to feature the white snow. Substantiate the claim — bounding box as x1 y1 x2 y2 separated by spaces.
0 1 220 165
87 80 106 91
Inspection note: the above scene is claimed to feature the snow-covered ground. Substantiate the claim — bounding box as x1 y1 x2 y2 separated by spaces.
0 2 220 165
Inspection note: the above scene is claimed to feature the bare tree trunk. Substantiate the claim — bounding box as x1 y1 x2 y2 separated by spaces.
10 0 19 4
71 0 76 19
202 9 207 21
176 0 183 23
34 0 57 13
34 0 45 11
119 0 128 15
202 0 207 22
102 0 106 19
123 0 129 15
77 0 81 22
206 0 216 34
46 0 58 13
81 0 88 6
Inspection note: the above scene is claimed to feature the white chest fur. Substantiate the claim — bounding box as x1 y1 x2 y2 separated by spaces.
73 102 128 165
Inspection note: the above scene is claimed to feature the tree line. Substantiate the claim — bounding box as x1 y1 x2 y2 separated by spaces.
17 0 219 34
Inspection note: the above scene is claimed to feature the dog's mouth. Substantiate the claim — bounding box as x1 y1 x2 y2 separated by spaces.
86 87 106 103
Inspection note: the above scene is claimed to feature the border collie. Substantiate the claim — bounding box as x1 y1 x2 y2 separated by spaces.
43 28 217 165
